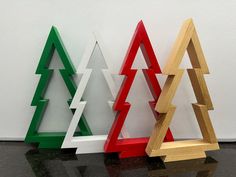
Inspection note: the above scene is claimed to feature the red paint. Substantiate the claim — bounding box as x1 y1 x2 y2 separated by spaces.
104 21 174 158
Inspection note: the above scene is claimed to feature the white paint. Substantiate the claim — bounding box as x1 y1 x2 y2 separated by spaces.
0 0 235 141
62 33 128 153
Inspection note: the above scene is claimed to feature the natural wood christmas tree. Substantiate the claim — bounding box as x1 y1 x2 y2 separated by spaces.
146 19 219 162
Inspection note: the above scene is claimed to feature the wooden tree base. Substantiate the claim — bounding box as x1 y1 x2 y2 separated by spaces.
146 140 219 162
161 151 206 162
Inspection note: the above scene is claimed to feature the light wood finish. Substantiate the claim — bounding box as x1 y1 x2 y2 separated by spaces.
188 69 213 110
163 19 209 75
188 29 209 74
164 157 206 169
155 70 184 113
192 104 217 143
146 140 219 157
146 19 219 162
161 151 206 162
162 19 194 75
147 106 176 150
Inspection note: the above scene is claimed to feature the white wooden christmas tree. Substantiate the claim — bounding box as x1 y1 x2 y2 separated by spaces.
61 32 129 153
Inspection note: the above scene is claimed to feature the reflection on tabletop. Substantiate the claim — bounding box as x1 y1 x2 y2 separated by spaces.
25 149 218 177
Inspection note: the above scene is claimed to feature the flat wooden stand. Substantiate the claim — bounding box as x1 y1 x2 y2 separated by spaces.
145 19 219 162
161 151 206 162
147 139 219 162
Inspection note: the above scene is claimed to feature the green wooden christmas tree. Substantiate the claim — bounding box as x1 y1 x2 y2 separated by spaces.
25 26 92 148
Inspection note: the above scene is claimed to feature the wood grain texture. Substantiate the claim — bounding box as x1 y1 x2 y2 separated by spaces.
147 140 219 157
188 69 213 110
161 151 206 162
163 19 209 75
155 70 184 113
192 104 217 143
188 29 209 74
147 106 176 150
146 19 219 162
163 19 194 75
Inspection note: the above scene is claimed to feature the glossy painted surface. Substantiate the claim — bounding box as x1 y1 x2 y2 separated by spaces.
104 21 173 158
0 142 234 177
25 26 92 149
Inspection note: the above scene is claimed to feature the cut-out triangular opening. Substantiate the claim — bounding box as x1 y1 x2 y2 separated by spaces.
75 44 114 135
121 48 156 138
170 70 203 140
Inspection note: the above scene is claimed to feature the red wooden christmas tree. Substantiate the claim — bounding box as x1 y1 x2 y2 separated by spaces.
104 21 174 158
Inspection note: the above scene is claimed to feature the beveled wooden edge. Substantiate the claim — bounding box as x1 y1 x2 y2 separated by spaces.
192 104 217 143
155 69 184 113
188 69 213 110
163 19 209 75
146 139 219 157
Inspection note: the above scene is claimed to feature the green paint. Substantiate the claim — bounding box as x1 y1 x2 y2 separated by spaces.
25 26 92 148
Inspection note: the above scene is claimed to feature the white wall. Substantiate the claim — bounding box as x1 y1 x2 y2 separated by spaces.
0 0 235 141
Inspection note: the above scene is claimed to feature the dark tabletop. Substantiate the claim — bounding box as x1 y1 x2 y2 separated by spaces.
0 142 235 177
